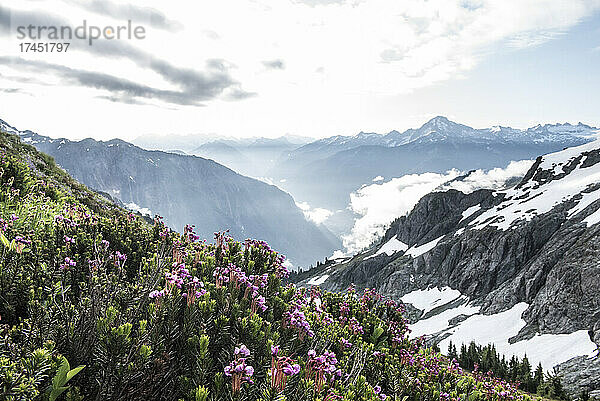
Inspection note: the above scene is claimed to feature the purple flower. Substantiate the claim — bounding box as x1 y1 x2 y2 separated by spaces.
235 344 250 357
60 257 76 270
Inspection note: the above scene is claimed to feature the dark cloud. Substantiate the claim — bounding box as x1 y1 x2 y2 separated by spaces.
262 59 285 70
64 0 183 32
0 6 254 106
0 56 241 106
0 6 66 34
0 7 9 34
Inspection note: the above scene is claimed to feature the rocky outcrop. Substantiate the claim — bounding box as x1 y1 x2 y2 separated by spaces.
294 140 600 393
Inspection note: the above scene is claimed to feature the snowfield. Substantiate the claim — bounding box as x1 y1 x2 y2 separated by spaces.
470 140 600 231
402 288 598 370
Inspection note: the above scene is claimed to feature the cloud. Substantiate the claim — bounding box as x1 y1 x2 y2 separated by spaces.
0 56 233 106
125 201 152 216
0 6 253 106
342 171 461 254
262 59 286 70
439 160 535 193
64 0 183 32
0 88 31 95
296 201 334 225
342 160 534 254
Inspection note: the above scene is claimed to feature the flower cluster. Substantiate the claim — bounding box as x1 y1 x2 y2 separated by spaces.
14 235 31 253
213 262 268 313
283 300 314 340
270 345 300 392
347 317 364 335
224 344 254 393
305 350 340 393
184 224 200 243
60 256 76 270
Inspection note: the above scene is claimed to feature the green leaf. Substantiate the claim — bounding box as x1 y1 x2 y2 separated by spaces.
0 233 9 248
52 356 70 389
49 386 69 401
66 365 85 382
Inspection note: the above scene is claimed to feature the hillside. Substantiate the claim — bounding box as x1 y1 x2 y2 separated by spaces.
293 141 600 396
0 119 339 268
0 131 550 401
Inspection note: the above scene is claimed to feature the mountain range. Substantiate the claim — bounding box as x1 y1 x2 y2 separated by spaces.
143 117 598 240
271 117 598 211
292 140 600 395
0 118 340 267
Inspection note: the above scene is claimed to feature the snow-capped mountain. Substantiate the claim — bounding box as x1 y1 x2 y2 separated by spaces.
271 117 598 212
292 140 600 395
0 118 340 267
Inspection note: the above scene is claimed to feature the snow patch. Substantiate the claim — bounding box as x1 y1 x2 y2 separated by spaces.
307 274 330 286
401 287 461 315
409 300 480 338
470 141 600 231
405 236 444 258
583 208 600 226
366 237 408 259
460 205 481 222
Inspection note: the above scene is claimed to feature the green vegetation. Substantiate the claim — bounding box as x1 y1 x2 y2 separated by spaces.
448 342 569 399
0 131 542 400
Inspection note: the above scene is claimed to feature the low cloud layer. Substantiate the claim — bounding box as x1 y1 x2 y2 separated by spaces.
342 160 534 254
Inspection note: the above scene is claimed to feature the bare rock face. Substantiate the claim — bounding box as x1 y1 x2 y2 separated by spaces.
294 141 600 394
555 357 600 398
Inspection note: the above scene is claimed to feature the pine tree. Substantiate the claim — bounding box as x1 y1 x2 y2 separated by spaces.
533 363 544 392
519 354 533 392
447 341 458 361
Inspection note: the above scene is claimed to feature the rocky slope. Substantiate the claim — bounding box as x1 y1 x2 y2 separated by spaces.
293 141 600 395
0 118 340 267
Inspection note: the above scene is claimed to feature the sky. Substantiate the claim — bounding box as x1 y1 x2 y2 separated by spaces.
0 0 599 141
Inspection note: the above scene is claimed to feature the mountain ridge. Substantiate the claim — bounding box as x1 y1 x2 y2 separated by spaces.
0 117 340 267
